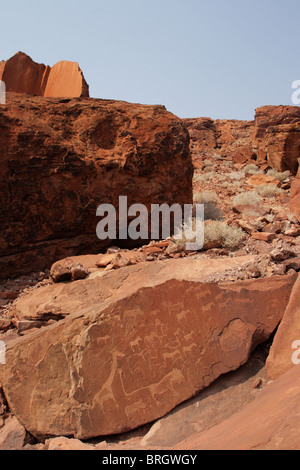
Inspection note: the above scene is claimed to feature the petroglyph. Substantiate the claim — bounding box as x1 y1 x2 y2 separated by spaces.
0 259 296 439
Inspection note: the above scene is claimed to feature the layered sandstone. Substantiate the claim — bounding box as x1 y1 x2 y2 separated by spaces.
0 257 296 440
0 52 89 98
185 106 300 174
0 94 192 279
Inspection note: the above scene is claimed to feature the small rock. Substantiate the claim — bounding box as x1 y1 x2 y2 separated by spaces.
246 266 261 278
111 254 130 269
0 416 26 450
247 174 280 187
106 246 120 254
0 318 12 332
252 232 276 242
270 242 296 262
252 378 263 389
45 437 95 451
96 253 116 268
262 223 283 234
70 264 89 281
284 227 300 237
143 246 163 255
284 256 300 272
272 264 287 276
15 320 44 334
50 261 72 283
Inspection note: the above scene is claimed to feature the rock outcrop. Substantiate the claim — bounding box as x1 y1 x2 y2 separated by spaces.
266 274 300 380
0 257 296 440
0 52 89 98
254 106 300 174
290 166 300 215
184 117 255 165
185 106 300 175
0 94 192 279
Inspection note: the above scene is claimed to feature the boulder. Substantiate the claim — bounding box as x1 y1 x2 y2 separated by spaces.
141 354 268 448
0 52 89 98
290 166 300 215
266 275 300 380
254 106 300 174
0 94 192 279
174 365 300 450
0 256 296 440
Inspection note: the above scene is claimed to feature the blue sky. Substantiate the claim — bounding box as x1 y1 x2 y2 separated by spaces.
1 0 299 120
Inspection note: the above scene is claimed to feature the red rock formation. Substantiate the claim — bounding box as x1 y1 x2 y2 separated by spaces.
0 52 89 98
266 274 300 380
0 94 192 279
185 106 300 175
290 166 300 215
0 257 295 439
183 117 255 164
44 61 89 98
254 106 300 174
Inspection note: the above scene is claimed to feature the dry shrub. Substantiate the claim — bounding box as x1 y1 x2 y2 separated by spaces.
255 184 282 197
194 191 224 221
243 164 261 175
204 221 244 249
267 169 290 182
232 191 262 206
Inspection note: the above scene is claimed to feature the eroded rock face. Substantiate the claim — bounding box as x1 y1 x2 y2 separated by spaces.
184 118 255 164
290 167 300 215
0 52 89 98
254 106 300 174
0 257 296 440
0 94 192 279
185 106 300 175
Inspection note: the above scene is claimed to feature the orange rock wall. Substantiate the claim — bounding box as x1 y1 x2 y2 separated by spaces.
0 52 89 98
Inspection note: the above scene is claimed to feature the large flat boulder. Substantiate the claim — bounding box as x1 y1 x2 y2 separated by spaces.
0 94 192 279
0 257 296 440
